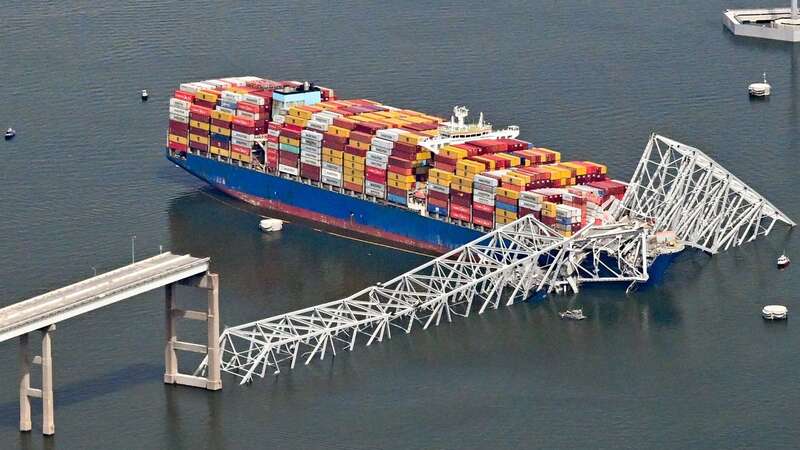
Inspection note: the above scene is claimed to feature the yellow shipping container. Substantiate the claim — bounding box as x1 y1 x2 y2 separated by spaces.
344 160 365 170
327 126 350 138
451 175 474 186
209 146 220 155
210 110 233 122
495 153 521 167
288 107 313 120
496 187 521 199
415 151 432 161
429 168 454 182
190 120 210 131
388 179 414 190
441 145 468 159
196 91 218 103
344 174 364 185
231 152 241 161
168 134 189 145
349 140 370 151
343 154 366 164
398 132 423 145
285 116 308 127
209 125 230 136
189 133 209 145
561 162 588 176
323 155 343 165
239 153 252 163
538 148 562 162
388 172 416 183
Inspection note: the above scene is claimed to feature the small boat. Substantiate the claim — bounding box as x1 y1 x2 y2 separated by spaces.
777 253 791 269
748 73 771 97
4 128 15 140
559 309 586 320
259 218 283 232
141 89 149 101
762 305 788 320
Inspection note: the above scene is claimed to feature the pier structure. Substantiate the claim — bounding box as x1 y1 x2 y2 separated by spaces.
0 252 220 435
198 134 794 385
724 2 800 42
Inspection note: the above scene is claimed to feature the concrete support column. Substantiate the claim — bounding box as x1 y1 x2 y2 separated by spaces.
164 283 177 384
205 273 222 390
41 325 55 436
19 334 31 432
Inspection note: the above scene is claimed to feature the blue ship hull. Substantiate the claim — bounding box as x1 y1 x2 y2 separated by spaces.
167 151 675 282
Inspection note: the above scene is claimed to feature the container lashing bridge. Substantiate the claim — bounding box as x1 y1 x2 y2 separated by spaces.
197 134 795 385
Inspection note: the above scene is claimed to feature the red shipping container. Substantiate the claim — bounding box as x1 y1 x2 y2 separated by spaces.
344 181 364 193
348 131 373 143
168 141 188 152
392 141 417 153
323 133 348 146
450 203 471 216
282 129 301 140
450 209 471 222
232 116 255 128
210 118 231 128
433 161 456 172
194 99 216 109
387 186 407 197
169 121 189 135
301 163 321 181
450 194 471 208
189 141 208 151
232 123 256 134
344 145 367 157
231 144 250 155
366 172 385 183
427 190 448 202
472 216 494 228
388 165 414 175
435 154 459 165
237 101 264 114
268 122 282 131
452 143 482 156
354 122 386 134
366 166 386 178
429 197 448 209
332 118 357 130
473 202 494 214
496 194 517 205
189 126 206 136
472 208 494 219
174 90 195 102
388 156 414 169
190 104 212 116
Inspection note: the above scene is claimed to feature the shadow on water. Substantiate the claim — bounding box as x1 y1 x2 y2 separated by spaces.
0 363 161 430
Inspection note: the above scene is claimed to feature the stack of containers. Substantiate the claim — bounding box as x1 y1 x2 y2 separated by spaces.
322 118 351 188
495 171 526 225
190 104 215 155
555 204 582 237
278 124 301 176
344 128 372 193
231 116 255 163
518 191 543 220
266 122 281 170
472 172 500 228
586 180 627 202
209 109 233 158
168 96 190 153
451 158 484 223
300 129 323 181
386 132 421 206
426 168 451 217
366 130 395 199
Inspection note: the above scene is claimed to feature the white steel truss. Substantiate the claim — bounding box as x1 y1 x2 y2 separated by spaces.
197 217 650 383
621 134 795 254
198 133 794 384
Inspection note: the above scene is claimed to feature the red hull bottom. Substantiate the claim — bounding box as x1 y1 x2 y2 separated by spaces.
217 184 450 255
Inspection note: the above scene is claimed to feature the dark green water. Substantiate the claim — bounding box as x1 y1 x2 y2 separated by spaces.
1 1 799 448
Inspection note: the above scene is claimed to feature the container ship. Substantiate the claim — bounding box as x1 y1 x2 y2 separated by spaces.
166 77 630 256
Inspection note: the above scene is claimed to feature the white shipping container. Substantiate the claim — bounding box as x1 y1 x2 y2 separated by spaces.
179 83 200 93
473 174 500 188
371 137 394 150
237 110 262 121
231 131 254 142
375 128 402 141
322 162 342 172
220 78 247 87
169 113 189 124
169 98 191 110
322 176 343 187
366 187 386 198
194 82 217 91
369 145 392 156
205 80 231 89
301 154 322 165
231 137 252 148
518 199 542 211
267 142 279 150
366 160 388 170
366 151 389 164
473 196 496 207
241 93 266 105
306 121 329 132
428 182 450 195
301 130 323 141
169 105 189 116
473 190 496 203
520 191 544 202
365 179 385 191
279 164 299 176
322 168 343 179
267 129 281 137
216 106 236 115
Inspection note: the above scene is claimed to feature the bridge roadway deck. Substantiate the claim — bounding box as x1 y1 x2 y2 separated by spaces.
0 252 209 343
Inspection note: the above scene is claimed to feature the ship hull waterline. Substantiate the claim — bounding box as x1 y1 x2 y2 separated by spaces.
168 150 675 284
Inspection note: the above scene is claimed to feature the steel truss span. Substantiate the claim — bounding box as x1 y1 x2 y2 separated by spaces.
621 134 795 254
199 134 794 384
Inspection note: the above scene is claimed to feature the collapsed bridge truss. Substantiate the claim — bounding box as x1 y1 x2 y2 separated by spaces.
198 134 794 384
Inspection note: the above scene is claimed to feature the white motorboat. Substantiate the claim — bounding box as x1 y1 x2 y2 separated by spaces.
559 309 586 320
4 128 15 140
777 253 791 269
141 89 149 101
259 218 283 232
748 73 771 97
762 305 788 320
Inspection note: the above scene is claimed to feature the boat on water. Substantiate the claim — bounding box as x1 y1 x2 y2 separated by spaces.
777 253 790 269
259 218 283 232
762 305 788 320
141 89 149 101
748 73 771 97
559 309 586 320
4 128 15 140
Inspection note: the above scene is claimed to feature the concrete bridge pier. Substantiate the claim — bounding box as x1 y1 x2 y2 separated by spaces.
19 324 56 435
164 272 222 390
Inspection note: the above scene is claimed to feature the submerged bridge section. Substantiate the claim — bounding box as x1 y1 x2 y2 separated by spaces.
199 134 794 386
0 252 221 435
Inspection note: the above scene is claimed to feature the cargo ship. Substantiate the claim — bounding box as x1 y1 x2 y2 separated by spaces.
166 76 646 260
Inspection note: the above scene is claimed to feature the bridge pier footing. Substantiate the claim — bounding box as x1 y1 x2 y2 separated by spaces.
19 325 55 435
164 272 221 390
